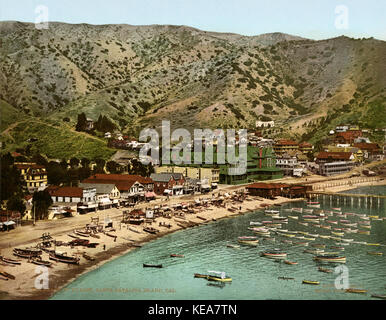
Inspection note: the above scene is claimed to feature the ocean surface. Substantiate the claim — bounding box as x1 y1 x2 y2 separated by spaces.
52 185 386 300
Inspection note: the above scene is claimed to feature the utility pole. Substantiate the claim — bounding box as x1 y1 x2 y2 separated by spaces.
33 201 36 226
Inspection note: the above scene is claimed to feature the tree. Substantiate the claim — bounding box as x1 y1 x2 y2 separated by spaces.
69 157 80 168
106 160 119 174
46 161 67 185
7 195 26 216
81 158 91 168
32 190 53 220
75 112 87 132
0 153 25 202
94 158 106 174
31 153 48 166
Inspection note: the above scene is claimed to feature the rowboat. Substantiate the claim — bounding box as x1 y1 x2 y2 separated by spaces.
13 248 42 258
304 249 324 255
311 243 326 248
318 267 333 273
320 225 332 230
371 294 386 300
303 237 316 241
170 254 184 258
49 252 80 265
319 235 331 239
261 249 287 259
278 276 295 280
366 243 381 246
206 270 232 282
345 288 367 294
82 253 95 261
307 204 320 208
143 263 163 268
302 280 320 285
358 230 370 235
143 227 160 234
293 242 309 246
307 201 319 204
128 226 141 233
298 222 308 226
0 271 15 280
31 257 52 267
331 231 344 237
288 216 299 220
226 244 240 249
367 252 383 256
284 260 298 265
1 256 21 265
341 238 354 243
313 255 346 263
238 236 259 245
249 221 262 226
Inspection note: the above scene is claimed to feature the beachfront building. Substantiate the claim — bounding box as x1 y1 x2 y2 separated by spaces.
326 146 364 163
334 131 362 144
150 172 185 195
298 142 314 157
353 142 384 161
79 182 120 209
246 183 310 199
15 162 48 193
50 186 97 204
276 153 304 177
154 166 220 187
319 161 356 176
273 139 299 157
315 151 355 164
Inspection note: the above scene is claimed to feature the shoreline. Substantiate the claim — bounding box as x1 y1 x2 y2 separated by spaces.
1 178 385 300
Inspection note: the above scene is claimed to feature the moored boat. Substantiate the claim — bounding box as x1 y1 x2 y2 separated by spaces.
143 263 163 268
345 288 367 294
302 280 320 285
238 236 259 245
367 251 383 256
206 270 232 282
261 249 287 259
170 254 185 258
318 267 333 273
313 255 346 263
284 260 298 265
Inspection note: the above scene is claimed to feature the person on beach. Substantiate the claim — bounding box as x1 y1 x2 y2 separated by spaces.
103 244 106 250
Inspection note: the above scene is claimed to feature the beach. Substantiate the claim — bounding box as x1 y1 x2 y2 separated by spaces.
1 177 385 300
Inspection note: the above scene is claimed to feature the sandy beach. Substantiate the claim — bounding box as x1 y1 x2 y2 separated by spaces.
1 177 384 300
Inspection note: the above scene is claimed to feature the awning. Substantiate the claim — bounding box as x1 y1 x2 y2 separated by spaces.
164 189 172 194
87 204 97 208
78 206 88 209
3 221 15 226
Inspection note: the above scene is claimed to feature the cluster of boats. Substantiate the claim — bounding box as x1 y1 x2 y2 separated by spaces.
225 200 385 296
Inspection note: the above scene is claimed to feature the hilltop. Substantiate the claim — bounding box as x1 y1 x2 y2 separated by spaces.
0 21 385 158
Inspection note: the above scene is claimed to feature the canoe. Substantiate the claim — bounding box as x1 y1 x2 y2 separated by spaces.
30 257 52 267
313 256 346 263
261 252 287 258
170 254 184 258
367 252 383 256
49 253 80 265
143 264 163 268
194 273 208 279
346 288 367 294
1 257 21 265
0 271 15 280
82 253 95 261
302 280 320 285
371 294 386 300
318 267 333 273
278 276 295 280
207 275 232 282
226 244 240 249
284 260 298 265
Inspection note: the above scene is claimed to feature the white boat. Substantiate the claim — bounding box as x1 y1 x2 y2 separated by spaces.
249 221 263 226
307 204 320 208
289 216 299 220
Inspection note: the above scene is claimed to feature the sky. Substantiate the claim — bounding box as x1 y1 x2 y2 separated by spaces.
0 0 385 41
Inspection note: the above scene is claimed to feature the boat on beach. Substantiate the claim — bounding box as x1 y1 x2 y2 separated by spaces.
0 256 21 265
143 227 160 234
49 252 80 265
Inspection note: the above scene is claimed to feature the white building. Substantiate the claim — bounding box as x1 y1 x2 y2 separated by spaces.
256 120 275 128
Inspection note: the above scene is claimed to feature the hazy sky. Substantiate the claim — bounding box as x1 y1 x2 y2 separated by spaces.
0 0 385 40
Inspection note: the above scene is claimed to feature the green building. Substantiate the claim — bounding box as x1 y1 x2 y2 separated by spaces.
161 145 283 185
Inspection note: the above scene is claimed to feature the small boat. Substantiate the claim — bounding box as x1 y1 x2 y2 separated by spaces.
1 257 21 265
331 231 344 237
278 276 295 280
284 260 298 265
226 244 240 249
261 249 287 259
304 249 324 255
128 226 141 233
170 254 184 258
302 280 320 285
31 257 53 267
67 234 80 239
49 252 80 265
143 263 163 268
194 273 208 279
0 271 15 280
367 252 383 256
345 288 367 294
311 243 326 249
143 227 160 234
307 204 320 208
89 233 100 239
206 270 232 282
82 253 95 261
238 236 259 245
105 232 117 239
371 294 386 300
366 243 381 246
318 267 333 273
313 255 346 263
249 221 262 226
288 216 299 220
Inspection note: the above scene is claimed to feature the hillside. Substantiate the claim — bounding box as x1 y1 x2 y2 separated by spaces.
0 21 385 158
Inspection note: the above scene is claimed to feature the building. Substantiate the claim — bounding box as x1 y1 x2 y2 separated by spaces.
50 186 96 204
86 118 94 131
353 143 383 161
276 153 304 176
298 142 314 156
155 166 220 186
326 146 364 163
273 139 299 156
84 174 154 191
256 120 275 128
246 183 310 198
315 151 355 164
334 131 362 144
15 162 48 193
150 172 185 195
79 182 120 209
319 161 356 176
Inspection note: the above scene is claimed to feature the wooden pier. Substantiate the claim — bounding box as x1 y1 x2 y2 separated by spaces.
307 191 385 208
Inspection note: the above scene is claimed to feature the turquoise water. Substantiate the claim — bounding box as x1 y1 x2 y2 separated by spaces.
52 186 386 300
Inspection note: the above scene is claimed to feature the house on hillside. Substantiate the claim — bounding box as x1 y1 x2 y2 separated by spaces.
15 162 48 193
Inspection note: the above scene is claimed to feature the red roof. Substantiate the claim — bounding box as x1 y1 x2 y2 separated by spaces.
247 183 289 189
81 179 137 192
15 163 45 170
51 187 83 198
87 174 153 184
316 152 353 160
335 131 362 142
299 142 312 148
353 143 380 151
275 139 298 146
